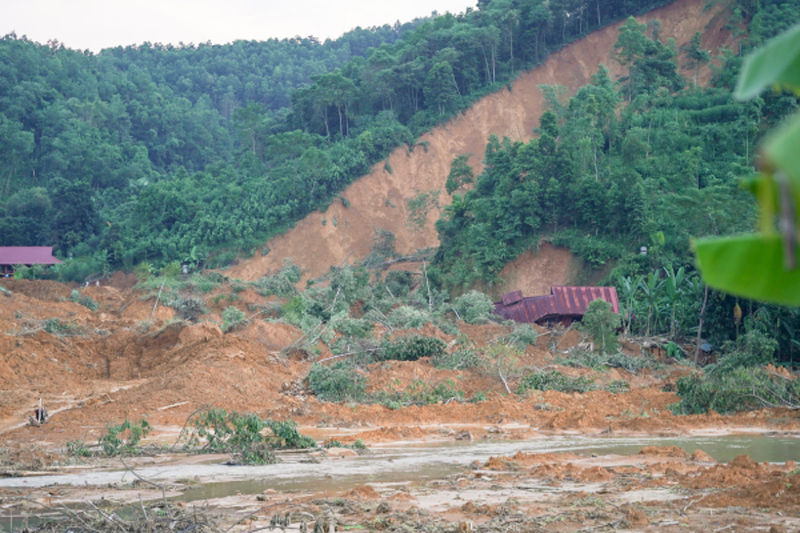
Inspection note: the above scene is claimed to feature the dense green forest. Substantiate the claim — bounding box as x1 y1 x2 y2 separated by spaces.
2 0 730 272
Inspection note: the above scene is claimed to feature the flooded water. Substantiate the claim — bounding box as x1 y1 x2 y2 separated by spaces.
2 434 797 497
1 433 797 531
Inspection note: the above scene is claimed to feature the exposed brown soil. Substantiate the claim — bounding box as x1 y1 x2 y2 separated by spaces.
227 0 735 288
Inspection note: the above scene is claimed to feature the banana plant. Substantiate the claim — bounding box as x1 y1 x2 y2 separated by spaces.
638 271 664 337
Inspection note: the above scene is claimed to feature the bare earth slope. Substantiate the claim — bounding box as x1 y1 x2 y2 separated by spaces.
228 0 733 289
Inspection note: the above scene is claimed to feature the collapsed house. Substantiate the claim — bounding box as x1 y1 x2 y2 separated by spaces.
495 286 620 326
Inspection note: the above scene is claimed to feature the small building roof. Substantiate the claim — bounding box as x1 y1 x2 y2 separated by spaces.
0 247 63 266
494 286 619 324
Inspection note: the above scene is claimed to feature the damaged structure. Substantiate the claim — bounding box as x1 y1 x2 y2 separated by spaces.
495 286 620 326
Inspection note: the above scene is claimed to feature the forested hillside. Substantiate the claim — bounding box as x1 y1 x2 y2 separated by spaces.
1 0 731 276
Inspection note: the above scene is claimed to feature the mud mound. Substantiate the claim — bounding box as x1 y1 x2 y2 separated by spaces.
227 0 734 285
1 279 72 301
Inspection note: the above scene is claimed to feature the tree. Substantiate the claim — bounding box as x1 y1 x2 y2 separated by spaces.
446 154 475 194
581 299 620 354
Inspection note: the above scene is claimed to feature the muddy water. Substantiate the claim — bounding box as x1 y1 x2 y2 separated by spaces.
2 434 797 497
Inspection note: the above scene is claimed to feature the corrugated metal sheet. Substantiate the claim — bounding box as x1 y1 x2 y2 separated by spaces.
501 290 523 306
551 286 619 315
494 286 619 324
0 247 62 265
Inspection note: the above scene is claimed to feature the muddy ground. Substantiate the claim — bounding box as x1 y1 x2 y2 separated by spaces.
0 277 798 532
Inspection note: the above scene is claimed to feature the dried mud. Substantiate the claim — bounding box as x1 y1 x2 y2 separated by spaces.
1 278 799 531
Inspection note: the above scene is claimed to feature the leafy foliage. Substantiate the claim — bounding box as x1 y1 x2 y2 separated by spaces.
182 409 315 464
452 290 496 324
307 360 367 403
672 367 800 414
695 23 800 305
222 306 247 332
99 419 151 456
378 335 447 362
517 370 597 394
580 299 621 354
69 289 99 311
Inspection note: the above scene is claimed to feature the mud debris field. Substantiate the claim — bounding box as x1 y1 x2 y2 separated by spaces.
0 276 798 532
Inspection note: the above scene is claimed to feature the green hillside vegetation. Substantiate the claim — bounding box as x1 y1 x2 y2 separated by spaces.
2 0 734 273
429 4 800 361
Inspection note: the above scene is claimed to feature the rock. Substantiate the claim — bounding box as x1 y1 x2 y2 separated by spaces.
376 502 392 514
455 431 473 441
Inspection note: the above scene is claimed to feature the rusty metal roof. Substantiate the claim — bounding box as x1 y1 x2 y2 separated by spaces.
0 247 62 266
494 286 619 324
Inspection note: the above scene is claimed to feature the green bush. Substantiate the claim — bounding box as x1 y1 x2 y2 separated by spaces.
557 350 659 373
333 317 374 338
307 360 367 402
99 419 151 456
672 367 800 415
452 290 495 324
257 260 301 297
498 324 539 350
517 370 596 394
707 329 778 378
182 409 315 464
66 440 92 457
170 296 206 322
378 335 446 362
69 289 99 311
387 305 431 329
433 347 480 370
44 319 85 337
580 299 620 354
222 306 246 332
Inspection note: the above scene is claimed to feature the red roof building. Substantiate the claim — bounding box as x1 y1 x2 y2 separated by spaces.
495 286 619 326
0 247 62 275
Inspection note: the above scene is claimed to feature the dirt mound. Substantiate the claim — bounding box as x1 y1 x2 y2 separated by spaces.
1 279 73 301
227 0 734 286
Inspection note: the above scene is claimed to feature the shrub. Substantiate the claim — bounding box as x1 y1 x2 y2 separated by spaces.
378 335 446 362
452 290 495 324
332 317 374 338
70 289 99 311
182 409 315 464
387 305 431 329
99 419 151 456
517 370 596 394
66 440 91 457
171 296 206 322
257 260 301 297
44 319 85 337
498 324 539 350
307 360 367 402
222 306 246 332
385 270 414 298
433 347 480 370
672 367 800 414
580 299 620 354
706 329 778 377
557 350 659 373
